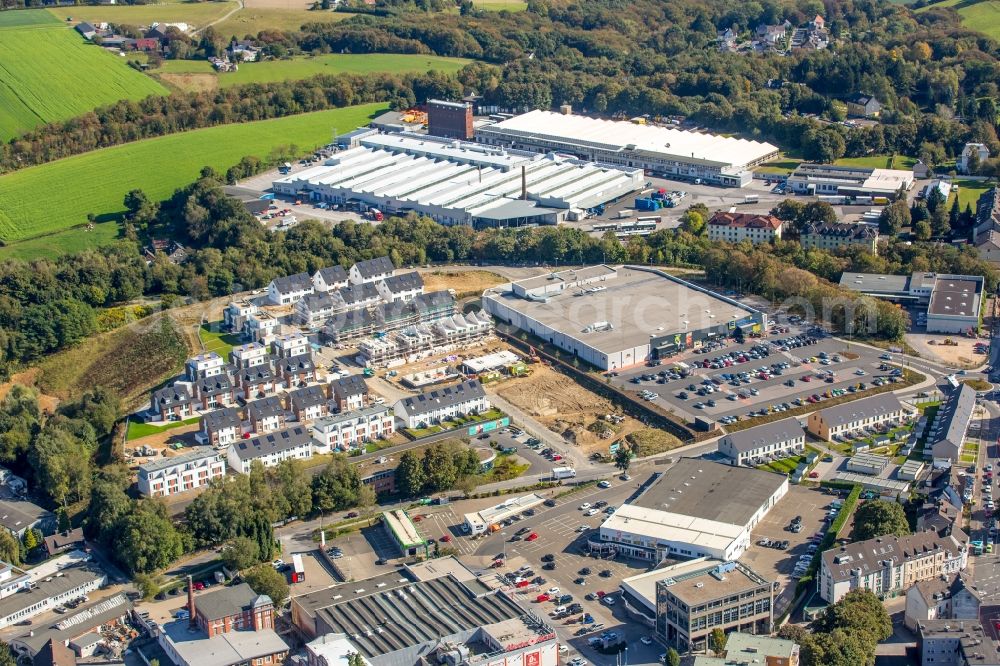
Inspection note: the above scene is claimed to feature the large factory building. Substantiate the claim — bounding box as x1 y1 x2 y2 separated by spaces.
272 133 644 228
474 110 779 187
482 265 766 371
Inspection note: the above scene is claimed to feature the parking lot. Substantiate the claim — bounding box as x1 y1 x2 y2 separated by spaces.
741 485 838 617
608 321 895 424
463 479 665 665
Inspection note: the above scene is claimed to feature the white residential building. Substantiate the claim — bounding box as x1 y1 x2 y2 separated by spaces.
807 393 907 440
904 573 980 631
312 266 349 292
349 257 395 285
312 406 395 453
393 380 489 429
272 332 310 359
185 352 225 382
707 212 784 245
718 417 805 466
227 426 314 473
230 342 269 369
223 299 258 333
375 272 423 303
246 312 279 343
959 143 990 174
137 448 227 497
267 273 314 305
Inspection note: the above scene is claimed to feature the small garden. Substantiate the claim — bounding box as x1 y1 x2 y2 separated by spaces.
403 408 506 438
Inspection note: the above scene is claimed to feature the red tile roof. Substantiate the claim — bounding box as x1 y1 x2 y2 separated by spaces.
708 212 784 230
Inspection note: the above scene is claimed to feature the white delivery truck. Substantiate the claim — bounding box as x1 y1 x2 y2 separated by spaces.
552 467 577 480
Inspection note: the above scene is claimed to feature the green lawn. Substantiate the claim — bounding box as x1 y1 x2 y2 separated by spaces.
126 416 199 441
0 22 167 140
0 103 385 252
915 0 1000 41
213 6 347 39
157 53 473 89
472 0 527 9
755 159 802 175
951 178 995 211
834 154 917 170
199 324 241 358
47 2 239 30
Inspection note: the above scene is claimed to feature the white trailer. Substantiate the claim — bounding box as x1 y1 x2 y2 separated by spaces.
552 467 577 480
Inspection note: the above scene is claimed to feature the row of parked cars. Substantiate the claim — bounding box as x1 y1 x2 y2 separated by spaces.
772 334 821 350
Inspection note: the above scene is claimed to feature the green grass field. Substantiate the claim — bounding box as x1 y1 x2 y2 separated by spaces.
0 103 385 252
471 0 527 10
951 178 995 211
213 6 346 38
126 416 199 441
0 22 167 141
0 8 61 27
916 0 1000 41
157 53 472 90
199 324 241 358
47 1 239 30
833 154 918 170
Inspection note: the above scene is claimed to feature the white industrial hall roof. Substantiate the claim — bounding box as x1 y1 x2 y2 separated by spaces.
479 110 778 171
273 133 643 225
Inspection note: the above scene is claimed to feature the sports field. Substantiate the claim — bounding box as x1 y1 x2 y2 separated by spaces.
915 0 1000 41
0 16 167 140
156 53 473 91
0 103 385 252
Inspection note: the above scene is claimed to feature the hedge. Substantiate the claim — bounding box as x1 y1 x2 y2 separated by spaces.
796 484 863 594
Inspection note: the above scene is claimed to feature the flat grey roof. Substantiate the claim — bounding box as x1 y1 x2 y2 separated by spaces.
631 459 786 526
487 267 757 356
473 199 559 221
839 272 910 294
720 417 803 453
0 564 106 622
11 594 131 656
928 278 980 318
161 619 288 666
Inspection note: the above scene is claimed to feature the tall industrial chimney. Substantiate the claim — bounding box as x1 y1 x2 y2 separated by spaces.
187 575 197 630
521 166 527 200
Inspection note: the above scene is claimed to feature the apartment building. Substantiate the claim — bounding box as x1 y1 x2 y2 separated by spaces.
331 375 369 412
312 406 394 453
718 417 804 466
312 265 349 293
150 385 196 422
267 272 314 305
138 448 227 497
819 530 969 603
905 573 980 631
246 311 279 343
272 332 309 359
199 407 243 448
223 299 258 333
185 352 226 382
376 272 424 303
349 256 395 285
393 380 489 429
227 426 314 473
800 221 879 254
247 396 286 434
807 393 907 440
230 342 269 369
288 385 330 422
707 212 784 245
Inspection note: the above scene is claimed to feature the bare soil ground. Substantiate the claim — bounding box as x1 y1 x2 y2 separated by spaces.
905 332 986 368
158 72 218 94
126 427 202 465
418 269 506 298
495 364 680 455
0 369 60 413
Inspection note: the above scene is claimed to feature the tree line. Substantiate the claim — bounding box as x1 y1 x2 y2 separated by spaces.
0 70 474 174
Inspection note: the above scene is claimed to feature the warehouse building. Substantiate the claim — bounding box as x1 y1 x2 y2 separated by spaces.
483 265 765 371
273 133 643 228
839 271 984 334
591 459 788 562
475 111 778 187
786 163 914 198
292 560 558 666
